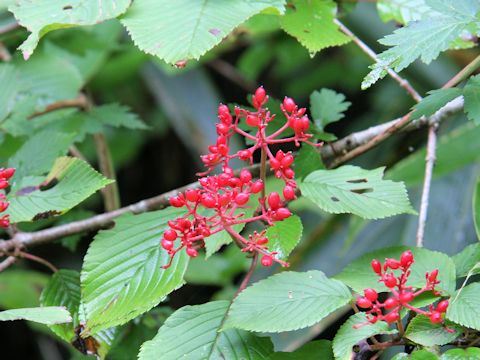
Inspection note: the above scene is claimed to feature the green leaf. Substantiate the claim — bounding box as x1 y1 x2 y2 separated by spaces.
387 123 480 186
463 74 480 126
7 157 113 223
332 312 397 360
377 0 430 24
441 348 480 359
0 64 19 122
265 215 303 260
40 270 81 342
81 208 189 334
474 177 480 240
0 307 72 325
452 243 480 278
447 283 480 330
138 300 274 360
411 88 462 120
310 88 351 131
270 340 333 360
279 0 350 56
9 0 131 59
300 165 415 219
404 315 461 346
121 0 285 65
335 247 456 295
0 270 49 309
362 0 480 88
295 144 325 179
224 270 352 332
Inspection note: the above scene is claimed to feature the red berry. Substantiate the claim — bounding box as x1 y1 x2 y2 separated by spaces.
368 316 378 324
246 115 260 127
161 239 174 251
275 150 285 161
429 312 443 324
0 180 9 190
185 189 199 202
186 247 198 257
364 288 378 302
169 196 185 208
386 258 400 270
296 108 306 116
399 292 414 304
0 215 9 228
240 169 252 183
270 158 280 170
218 193 231 206
254 86 266 105
384 311 399 324
218 104 232 124
261 255 273 267
164 229 178 241
371 259 382 274
201 194 216 208
235 193 249 205
268 192 281 210
384 274 397 288
284 168 295 179
436 300 449 313
281 153 294 168
250 180 264 194
238 150 251 161
294 117 310 133
283 185 296 201
428 269 439 283
0 168 15 179
216 123 229 135
257 237 268 245
356 297 373 309
384 297 398 310
283 97 296 112
0 201 9 212
400 250 414 267
274 207 292 220
224 167 234 177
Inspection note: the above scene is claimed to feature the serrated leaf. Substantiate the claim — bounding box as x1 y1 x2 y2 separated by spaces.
411 88 462 120
300 165 415 219
441 348 480 359
81 208 189 334
474 177 480 240
387 123 480 186
138 300 274 360
332 312 397 360
224 270 352 332
40 270 81 342
9 0 131 59
279 0 350 56
464 74 480 126
377 0 430 24
363 0 480 88
265 215 303 260
453 243 480 278
310 88 351 131
295 144 325 179
335 247 456 295
447 283 480 330
270 340 333 360
0 307 72 325
7 157 113 223
121 0 285 65
404 315 461 346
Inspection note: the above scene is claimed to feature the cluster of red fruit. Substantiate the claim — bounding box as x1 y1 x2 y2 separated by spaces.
355 250 449 327
161 87 320 268
0 168 15 228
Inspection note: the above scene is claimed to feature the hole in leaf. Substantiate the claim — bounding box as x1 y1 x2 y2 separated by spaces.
331 196 340 202
32 210 62 221
347 179 368 184
63 5 73 10
350 188 373 194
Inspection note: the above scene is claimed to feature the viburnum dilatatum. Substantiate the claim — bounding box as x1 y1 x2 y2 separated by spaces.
160 87 321 268
0 167 15 228
354 250 450 328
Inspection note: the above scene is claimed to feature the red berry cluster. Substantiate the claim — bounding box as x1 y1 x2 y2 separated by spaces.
355 250 449 327
0 168 15 228
161 87 320 268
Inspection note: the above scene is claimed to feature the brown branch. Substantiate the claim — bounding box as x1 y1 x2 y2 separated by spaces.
0 21 19 35
335 19 422 103
0 256 16 272
18 251 58 273
233 253 258 298
94 133 121 211
28 94 88 119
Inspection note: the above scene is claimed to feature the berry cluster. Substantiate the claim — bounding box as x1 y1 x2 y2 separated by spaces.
0 168 15 228
161 87 320 268
355 250 449 327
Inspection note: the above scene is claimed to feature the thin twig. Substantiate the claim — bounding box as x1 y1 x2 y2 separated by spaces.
18 251 58 273
208 59 256 92
233 253 259 298
94 133 121 211
416 125 438 247
0 256 16 272
335 19 422 102
0 21 19 35
442 54 480 89
68 145 87 161
28 94 88 119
